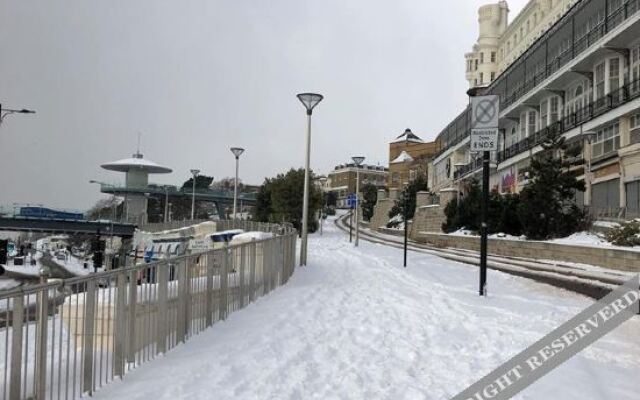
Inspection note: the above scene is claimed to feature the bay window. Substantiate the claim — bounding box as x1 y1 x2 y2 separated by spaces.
595 62 605 100
591 123 620 159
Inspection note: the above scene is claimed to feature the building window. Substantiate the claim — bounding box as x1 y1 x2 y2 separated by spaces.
490 72 495 82
527 110 537 137
540 99 548 129
520 112 527 138
632 44 640 93
549 96 560 124
475 59 478 70
480 53 484 64
491 52 496 63
591 123 620 158
609 57 621 93
479 72 484 84
631 113 640 144
595 62 605 100
573 84 584 113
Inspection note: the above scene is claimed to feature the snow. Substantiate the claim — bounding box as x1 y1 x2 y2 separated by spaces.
93 217 640 400
50 253 103 276
445 229 640 252
450 228 475 236
390 150 414 164
0 279 20 290
230 231 274 244
2 253 42 276
593 220 620 229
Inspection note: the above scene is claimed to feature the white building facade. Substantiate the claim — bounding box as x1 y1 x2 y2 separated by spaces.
433 0 640 220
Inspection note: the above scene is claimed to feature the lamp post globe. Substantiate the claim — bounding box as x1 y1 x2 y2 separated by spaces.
230 147 245 220
296 92 324 266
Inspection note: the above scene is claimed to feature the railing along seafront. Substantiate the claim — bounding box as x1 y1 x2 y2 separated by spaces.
0 220 297 399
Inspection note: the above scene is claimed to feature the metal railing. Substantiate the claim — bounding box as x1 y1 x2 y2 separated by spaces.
98 183 257 203
0 221 297 399
140 219 288 235
497 78 640 164
585 205 640 221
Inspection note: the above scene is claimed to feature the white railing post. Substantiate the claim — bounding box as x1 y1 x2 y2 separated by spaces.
220 245 229 320
205 253 214 327
34 286 49 400
156 262 169 354
82 280 96 395
127 271 137 363
249 239 257 302
9 296 24 400
114 271 127 377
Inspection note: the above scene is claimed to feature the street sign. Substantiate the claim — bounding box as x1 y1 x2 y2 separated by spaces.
347 194 357 209
189 238 212 251
470 94 500 297
471 95 499 129
470 128 499 152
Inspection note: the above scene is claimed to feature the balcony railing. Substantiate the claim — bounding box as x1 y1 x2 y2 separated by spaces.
435 0 640 161
453 157 484 180
498 78 640 163
500 0 639 110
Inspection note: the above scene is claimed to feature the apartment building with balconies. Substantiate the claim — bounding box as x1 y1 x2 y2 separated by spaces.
432 0 640 220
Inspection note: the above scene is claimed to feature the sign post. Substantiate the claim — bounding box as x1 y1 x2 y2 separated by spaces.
470 94 499 296
347 194 356 243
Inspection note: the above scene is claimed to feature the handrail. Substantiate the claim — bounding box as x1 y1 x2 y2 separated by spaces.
0 220 297 399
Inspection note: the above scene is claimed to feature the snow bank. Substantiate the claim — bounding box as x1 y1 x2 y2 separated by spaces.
230 231 273 245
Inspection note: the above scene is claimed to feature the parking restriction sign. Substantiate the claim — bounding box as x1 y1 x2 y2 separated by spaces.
470 95 500 152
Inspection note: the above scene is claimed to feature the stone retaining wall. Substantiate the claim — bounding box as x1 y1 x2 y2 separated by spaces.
370 199 394 229
415 232 640 272
410 205 447 238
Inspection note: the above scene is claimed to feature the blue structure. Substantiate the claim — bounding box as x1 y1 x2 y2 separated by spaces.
19 207 84 221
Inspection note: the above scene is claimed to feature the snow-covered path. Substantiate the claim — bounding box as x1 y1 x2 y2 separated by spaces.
93 218 639 400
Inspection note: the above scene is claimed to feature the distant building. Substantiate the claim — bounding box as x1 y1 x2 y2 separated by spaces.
327 164 388 208
314 175 329 191
465 0 578 88
432 0 640 220
388 129 440 189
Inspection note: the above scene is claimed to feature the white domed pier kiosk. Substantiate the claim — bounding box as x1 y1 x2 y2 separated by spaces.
98 152 257 226
101 152 172 225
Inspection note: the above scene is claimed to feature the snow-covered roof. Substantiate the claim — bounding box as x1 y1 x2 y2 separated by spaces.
390 151 414 164
391 128 424 144
101 153 172 173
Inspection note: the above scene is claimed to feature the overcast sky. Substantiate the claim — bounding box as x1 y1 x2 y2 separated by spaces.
0 0 528 211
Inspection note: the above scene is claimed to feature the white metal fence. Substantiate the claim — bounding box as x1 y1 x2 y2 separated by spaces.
0 221 297 399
